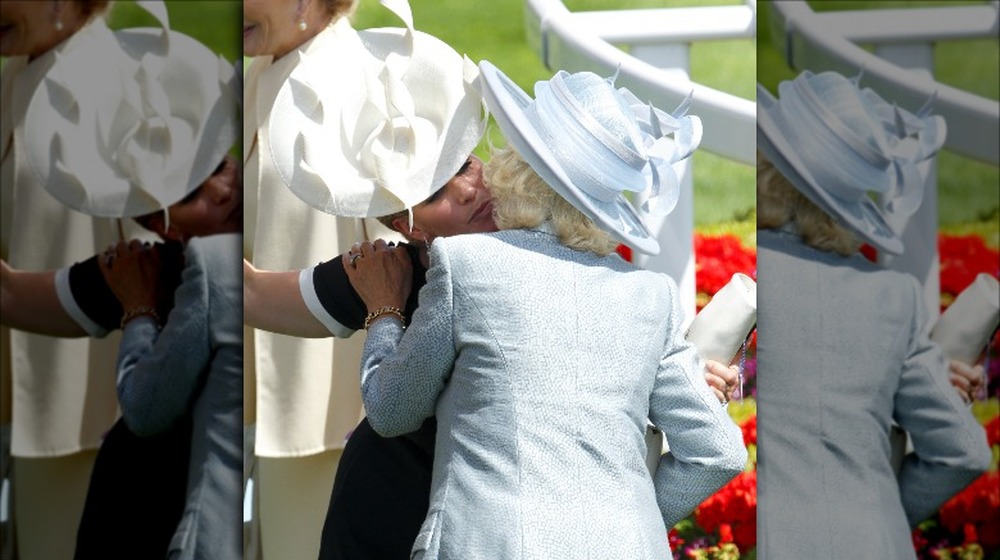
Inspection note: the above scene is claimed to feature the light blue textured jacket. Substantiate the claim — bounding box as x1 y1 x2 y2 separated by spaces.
755 229 990 560
361 228 747 559
117 234 243 560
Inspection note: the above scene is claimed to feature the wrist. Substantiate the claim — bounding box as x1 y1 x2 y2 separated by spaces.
121 306 161 329
364 306 406 330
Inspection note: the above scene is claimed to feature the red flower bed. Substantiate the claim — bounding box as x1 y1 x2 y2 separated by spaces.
694 470 757 552
937 471 1000 552
940 234 999 299
986 415 1000 448
694 233 756 304
740 415 756 447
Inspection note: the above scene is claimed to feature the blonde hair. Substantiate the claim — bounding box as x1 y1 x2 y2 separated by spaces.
485 146 618 256
757 151 862 256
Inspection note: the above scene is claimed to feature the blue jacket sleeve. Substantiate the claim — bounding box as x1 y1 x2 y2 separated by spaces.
360 241 456 437
895 276 991 525
648 278 748 528
116 240 213 436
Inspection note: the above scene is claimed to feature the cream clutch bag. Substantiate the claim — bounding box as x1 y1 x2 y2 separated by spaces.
685 273 758 365
930 273 999 363
646 273 758 474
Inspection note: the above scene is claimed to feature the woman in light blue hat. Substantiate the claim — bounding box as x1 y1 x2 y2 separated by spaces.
342 61 747 559
754 70 991 559
244 39 741 558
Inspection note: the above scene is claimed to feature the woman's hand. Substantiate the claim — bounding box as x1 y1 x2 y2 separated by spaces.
704 359 739 405
948 359 985 405
98 240 165 313
343 239 412 312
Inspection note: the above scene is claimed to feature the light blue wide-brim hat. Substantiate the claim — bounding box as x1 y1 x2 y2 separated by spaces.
21 0 239 218
479 60 702 256
757 70 946 255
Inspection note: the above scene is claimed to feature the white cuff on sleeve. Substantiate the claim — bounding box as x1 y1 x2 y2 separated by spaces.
55 267 109 338
298 268 354 338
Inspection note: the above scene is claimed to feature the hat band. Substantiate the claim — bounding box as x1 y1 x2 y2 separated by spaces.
530 92 639 204
791 76 891 170
775 86 896 202
549 72 646 169
772 105 890 204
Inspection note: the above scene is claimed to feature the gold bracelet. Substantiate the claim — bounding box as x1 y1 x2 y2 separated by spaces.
121 306 160 329
364 306 406 330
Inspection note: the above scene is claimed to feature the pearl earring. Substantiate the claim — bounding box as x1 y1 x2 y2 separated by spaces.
55 19 64 31
298 20 307 31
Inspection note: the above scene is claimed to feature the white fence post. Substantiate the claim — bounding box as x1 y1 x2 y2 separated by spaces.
630 46 697 324
874 45 941 320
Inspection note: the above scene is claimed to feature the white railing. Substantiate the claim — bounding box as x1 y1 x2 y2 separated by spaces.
769 1 999 165
525 0 757 321
768 0 1000 318
526 0 757 164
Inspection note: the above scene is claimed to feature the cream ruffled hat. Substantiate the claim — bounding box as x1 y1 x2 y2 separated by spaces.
266 0 485 221
21 0 239 218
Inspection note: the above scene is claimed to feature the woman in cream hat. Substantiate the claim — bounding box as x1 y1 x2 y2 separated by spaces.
245 1 483 555
338 62 746 559
3 153 243 558
754 70 991 559
0 2 153 558
241 0 384 555
1 1 241 557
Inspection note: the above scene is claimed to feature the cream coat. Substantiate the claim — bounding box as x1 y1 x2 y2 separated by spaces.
1 21 151 459
243 19 367 456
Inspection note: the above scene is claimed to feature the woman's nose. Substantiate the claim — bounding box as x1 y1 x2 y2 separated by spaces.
450 181 477 204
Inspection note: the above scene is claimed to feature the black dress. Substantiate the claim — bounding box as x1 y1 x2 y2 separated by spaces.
66 247 191 559
310 244 437 560
74 416 192 559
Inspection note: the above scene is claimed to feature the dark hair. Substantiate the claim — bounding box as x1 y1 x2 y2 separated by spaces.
132 208 163 233
130 158 226 231
376 209 407 233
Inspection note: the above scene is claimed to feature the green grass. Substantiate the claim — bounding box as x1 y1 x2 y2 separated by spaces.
106 1 241 63
352 0 756 228
757 0 1000 227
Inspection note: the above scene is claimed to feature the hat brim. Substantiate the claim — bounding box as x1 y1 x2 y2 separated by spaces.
757 84 903 255
479 61 659 255
22 25 238 218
